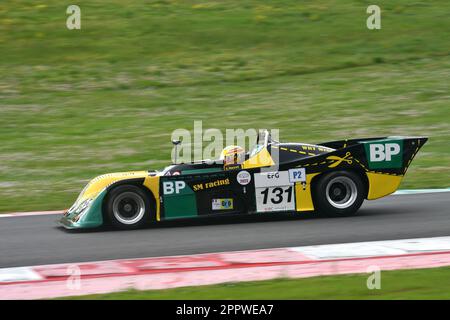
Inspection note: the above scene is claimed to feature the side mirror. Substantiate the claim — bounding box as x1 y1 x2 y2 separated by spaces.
172 140 181 164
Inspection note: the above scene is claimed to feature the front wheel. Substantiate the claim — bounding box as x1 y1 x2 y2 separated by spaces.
312 171 366 217
105 185 153 229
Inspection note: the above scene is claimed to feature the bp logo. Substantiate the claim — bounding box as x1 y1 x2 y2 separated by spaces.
162 181 187 195
364 139 403 169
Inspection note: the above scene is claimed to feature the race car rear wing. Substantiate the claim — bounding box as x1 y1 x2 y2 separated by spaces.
318 136 428 175
278 136 427 177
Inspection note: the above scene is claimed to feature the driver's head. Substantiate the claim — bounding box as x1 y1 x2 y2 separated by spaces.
220 145 245 165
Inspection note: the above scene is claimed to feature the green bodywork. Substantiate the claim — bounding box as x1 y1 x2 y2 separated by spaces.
181 168 222 175
163 183 198 219
59 189 107 229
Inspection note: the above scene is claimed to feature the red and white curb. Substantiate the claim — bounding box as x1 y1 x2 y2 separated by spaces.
1 236 450 299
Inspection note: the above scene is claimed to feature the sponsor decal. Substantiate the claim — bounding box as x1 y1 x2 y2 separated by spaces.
288 168 306 183
256 186 295 212
364 139 403 169
327 152 353 168
212 198 234 210
193 178 230 191
254 171 295 212
254 171 291 188
163 181 186 195
236 170 251 185
224 164 241 171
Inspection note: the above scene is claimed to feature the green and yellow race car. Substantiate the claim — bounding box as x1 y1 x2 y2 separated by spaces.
59 130 427 230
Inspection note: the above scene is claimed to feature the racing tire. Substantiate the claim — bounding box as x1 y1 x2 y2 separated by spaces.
105 185 153 229
312 171 366 217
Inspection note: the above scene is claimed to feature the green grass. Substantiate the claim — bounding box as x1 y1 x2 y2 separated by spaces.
63 266 450 299
0 1 449 212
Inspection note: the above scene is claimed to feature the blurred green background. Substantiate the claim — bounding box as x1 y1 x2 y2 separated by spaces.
0 0 449 212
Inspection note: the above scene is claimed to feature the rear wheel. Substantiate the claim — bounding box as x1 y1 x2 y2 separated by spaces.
313 171 366 216
105 185 153 229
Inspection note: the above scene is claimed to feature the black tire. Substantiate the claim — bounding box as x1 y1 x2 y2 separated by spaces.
104 185 154 229
312 171 366 217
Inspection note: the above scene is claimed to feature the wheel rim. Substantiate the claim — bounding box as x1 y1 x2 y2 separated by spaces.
112 192 146 225
325 176 358 209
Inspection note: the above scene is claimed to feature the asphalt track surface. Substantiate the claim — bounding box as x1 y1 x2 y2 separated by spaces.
0 193 449 268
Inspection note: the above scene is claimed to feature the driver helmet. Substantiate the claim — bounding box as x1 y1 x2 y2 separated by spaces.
220 145 245 165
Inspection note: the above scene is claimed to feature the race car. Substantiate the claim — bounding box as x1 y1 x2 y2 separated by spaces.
59 130 427 229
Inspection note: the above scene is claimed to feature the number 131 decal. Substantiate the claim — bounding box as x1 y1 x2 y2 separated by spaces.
256 186 295 212
260 186 293 204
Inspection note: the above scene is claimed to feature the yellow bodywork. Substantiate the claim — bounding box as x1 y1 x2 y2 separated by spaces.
143 175 161 220
77 171 159 211
295 173 320 211
61 171 160 229
75 170 160 219
366 172 403 199
77 171 149 201
294 172 403 211
241 147 275 169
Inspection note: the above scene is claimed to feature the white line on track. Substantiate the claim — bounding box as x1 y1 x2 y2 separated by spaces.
0 210 64 218
393 188 450 195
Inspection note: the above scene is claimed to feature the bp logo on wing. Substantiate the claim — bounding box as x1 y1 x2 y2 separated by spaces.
364 139 403 169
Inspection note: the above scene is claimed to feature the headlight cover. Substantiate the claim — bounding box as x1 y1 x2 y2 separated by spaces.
69 198 93 218
76 199 93 214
